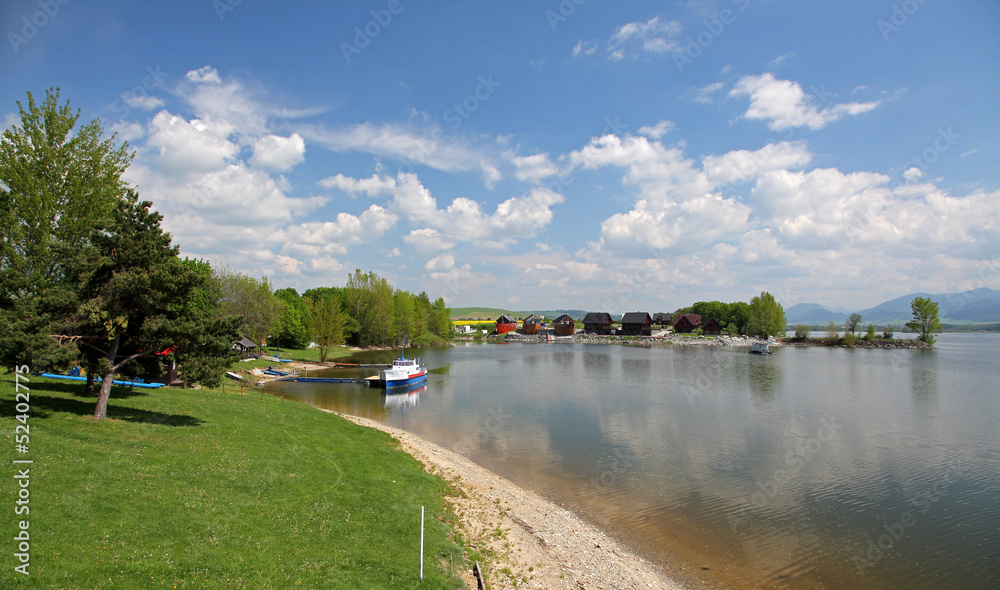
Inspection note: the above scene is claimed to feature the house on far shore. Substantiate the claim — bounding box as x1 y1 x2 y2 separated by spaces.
233 337 258 358
553 314 577 336
495 314 518 334
620 312 653 336
702 318 723 336
522 314 542 335
652 312 673 327
673 314 702 334
582 312 614 335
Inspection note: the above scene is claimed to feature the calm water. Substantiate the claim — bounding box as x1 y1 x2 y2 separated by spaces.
266 334 1000 589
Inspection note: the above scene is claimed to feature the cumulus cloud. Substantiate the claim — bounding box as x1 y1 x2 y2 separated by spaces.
508 152 559 182
404 228 455 253
270 204 397 257
703 140 812 186
729 73 880 130
251 133 305 171
318 173 398 197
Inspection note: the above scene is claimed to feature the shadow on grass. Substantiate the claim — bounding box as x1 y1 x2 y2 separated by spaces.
23 380 153 400
2 393 203 427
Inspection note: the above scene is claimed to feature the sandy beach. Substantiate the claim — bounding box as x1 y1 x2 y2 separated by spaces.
329 411 724 590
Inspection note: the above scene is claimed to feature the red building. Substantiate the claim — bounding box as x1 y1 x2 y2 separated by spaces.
673 314 702 333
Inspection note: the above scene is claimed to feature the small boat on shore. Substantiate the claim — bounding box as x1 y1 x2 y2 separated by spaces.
521 314 541 335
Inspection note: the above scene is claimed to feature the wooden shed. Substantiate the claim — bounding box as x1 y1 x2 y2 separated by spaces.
582 312 614 335
553 314 577 336
673 314 702 333
522 314 542 335
233 337 258 358
620 312 653 336
703 318 723 335
495 314 518 334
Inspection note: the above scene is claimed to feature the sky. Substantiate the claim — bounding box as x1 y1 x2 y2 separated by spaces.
2 0 998 313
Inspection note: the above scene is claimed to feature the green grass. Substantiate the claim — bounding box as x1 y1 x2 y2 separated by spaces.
1 373 468 589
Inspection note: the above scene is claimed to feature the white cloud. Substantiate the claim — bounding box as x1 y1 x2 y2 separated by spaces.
123 94 165 110
425 254 455 272
250 133 305 171
572 40 598 58
271 204 397 257
638 120 676 139
318 173 398 197
508 152 559 182
703 140 812 186
185 66 222 84
729 73 880 131
609 17 682 58
691 82 725 104
144 111 239 177
903 167 925 182
403 228 455 254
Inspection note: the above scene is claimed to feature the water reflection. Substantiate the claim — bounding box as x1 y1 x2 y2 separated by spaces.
383 384 424 410
271 337 1000 590
748 356 780 402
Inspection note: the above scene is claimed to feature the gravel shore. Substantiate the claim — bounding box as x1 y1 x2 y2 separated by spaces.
332 412 719 590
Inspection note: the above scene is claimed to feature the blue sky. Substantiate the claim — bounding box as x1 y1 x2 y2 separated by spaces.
3 0 998 312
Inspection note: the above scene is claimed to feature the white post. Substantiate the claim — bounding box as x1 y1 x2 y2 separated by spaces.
420 506 425 581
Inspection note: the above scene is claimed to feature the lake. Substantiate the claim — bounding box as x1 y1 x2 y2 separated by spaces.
265 334 1000 589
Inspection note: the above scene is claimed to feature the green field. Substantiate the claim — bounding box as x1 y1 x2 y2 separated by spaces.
448 307 519 320
1 372 469 589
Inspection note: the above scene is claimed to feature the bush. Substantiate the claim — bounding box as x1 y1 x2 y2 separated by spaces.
882 327 894 340
864 324 876 341
844 332 856 347
825 321 839 345
794 325 810 340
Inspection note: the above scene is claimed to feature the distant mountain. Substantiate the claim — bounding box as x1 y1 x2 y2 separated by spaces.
856 287 1000 323
787 288 1000 325
785 303 849 324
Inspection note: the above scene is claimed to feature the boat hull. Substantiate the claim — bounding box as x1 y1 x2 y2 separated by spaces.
522 323 539 335
381 372 428 388
496 322 517 334
554 323 576 336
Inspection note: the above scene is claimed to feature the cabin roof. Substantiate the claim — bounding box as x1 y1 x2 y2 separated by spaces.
553 314 575 323
621 312 652 324
496 314 517 324
582 312 613 324
652 312 672 323
235 337 257 349
673 314 702 326
523 314 541 323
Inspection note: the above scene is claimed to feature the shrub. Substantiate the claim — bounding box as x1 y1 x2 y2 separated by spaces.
882 327 894 340
844 332 856 347
794 325 810 340
864 324 876 341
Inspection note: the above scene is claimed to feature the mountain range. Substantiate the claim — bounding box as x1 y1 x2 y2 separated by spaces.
784 287 1000 325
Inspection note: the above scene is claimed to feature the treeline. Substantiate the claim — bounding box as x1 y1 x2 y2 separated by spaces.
672 292 786 338
230 268 452 362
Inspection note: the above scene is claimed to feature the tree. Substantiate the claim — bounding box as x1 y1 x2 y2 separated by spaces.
845 313 863 335
216 268 282 350
0 88 133 371
864 324 876 341
307 297 346 362
68 193 238 419
905 297 942 344
748 291 786 338
825 321 839 344
273 288 310 349
794 325 810 340
343 269 394 347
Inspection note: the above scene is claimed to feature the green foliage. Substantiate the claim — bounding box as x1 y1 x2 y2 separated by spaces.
273 288 310 349
825 321 840 345
344 269 395 347
216 268 282 349
883 326 895 340
843 332 856 347
748 291 786 338
307 296 347 362
794 325 810 340
864 324 876 341
906 297 942 345
846 313 863 335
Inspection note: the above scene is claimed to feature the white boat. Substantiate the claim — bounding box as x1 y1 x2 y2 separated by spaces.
373 340 428 388
749 341 772 354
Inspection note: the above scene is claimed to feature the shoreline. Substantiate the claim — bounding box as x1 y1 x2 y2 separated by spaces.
326 410 722 590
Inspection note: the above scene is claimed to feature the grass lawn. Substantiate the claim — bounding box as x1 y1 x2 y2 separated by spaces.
1 372 468 589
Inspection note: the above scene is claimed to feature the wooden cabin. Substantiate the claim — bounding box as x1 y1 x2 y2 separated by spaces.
652 312 673 327
495 314 518 335
522 314 542 335
582 312 614 335
703 318 723 335
553 314 577 336
233 337 258 358
673 314 702 333
620 312 653 336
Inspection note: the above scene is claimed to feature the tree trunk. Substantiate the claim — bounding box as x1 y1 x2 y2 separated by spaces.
85 372 95 397
93 335 120 420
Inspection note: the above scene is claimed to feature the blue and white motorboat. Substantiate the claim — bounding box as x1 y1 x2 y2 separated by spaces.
372 342 428 388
